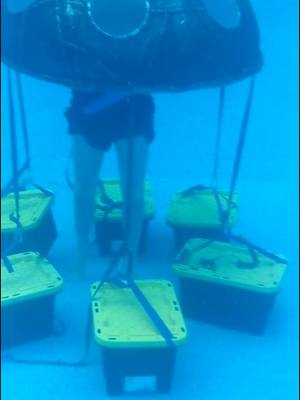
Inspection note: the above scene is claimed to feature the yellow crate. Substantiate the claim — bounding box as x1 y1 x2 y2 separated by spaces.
166 188 238 228
91 280 187 348
1 189 54 233
1 252 63 307
173 238 287 293
1 189 57 255
95 179 155 221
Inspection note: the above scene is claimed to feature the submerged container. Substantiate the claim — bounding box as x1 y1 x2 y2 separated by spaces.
1 189 57 256
166 188 238 250
91 280 187 395
173 238 287 334
95 179 155 255
1 252 63 348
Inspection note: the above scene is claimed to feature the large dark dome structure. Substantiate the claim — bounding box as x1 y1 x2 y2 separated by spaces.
1 0 263 92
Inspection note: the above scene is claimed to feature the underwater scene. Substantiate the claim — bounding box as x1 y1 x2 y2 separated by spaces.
1 0 299 399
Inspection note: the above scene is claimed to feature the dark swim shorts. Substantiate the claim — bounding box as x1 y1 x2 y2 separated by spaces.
65 91 155 151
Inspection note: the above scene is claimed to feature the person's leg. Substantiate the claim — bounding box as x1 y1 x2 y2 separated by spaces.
72 134 104 275
115 135 149 274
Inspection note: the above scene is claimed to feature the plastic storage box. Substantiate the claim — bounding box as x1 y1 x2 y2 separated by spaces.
95 179 155 255
91 280 187 395
173 238 287 334
166 188 238 251
1 189 57 256
1 252 63 348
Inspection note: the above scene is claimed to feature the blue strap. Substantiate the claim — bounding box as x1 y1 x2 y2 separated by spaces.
92 244 129 299
83 92 128 115
2 255 14 273
229 234 287 265
1 162 29 196
110 275 175 348
31 182 53 197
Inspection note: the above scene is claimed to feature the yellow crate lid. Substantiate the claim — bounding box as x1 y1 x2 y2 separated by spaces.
95 179 155 221
173 239 287 293
1 189 54 234
91 280 187 348
166 188 238 228
1 252 63 307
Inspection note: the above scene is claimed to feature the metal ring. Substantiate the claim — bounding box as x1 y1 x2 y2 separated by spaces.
87 0 150 40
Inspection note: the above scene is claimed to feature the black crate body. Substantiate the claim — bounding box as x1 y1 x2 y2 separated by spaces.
179 277 277 334
1 209 57 256
1 295 55 348
102 346 176 395
95 219 149 255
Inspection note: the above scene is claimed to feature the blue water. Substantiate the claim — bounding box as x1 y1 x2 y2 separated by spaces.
1 1 299 399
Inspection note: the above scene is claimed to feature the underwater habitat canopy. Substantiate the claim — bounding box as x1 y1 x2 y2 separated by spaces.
1 0 263 93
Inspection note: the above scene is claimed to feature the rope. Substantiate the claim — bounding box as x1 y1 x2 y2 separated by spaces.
178 76 280 269
1 72 32 196
16 72 31 175
92 97 174 346
3 308 94 367
123 97 135 275
222 77 256 234
1 70 24 270
212 86 225 187
7 69 21 223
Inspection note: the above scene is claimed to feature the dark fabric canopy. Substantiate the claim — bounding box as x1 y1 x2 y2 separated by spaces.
1 0 263 93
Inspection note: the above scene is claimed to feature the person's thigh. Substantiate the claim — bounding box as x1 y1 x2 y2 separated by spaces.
115 135 149 201
72 134 104 195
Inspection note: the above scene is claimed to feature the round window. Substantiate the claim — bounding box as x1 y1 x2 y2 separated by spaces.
202 0 241 30
87 0 150 39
